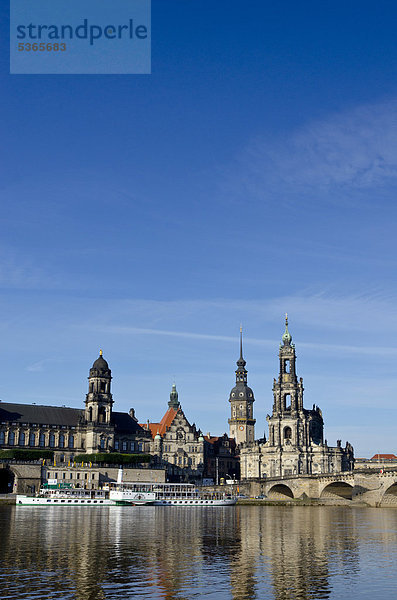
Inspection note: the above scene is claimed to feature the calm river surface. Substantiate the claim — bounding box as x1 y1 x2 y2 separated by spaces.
1 505 397 599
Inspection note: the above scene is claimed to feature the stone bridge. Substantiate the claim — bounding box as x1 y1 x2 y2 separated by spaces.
242 469 397 507
0 461 42 494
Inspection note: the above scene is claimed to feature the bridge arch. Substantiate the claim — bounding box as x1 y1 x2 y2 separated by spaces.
267 484 294 500
0 468 15 494
320 481 353 501
380 482 397 507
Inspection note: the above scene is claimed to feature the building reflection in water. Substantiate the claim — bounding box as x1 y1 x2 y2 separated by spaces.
2 505 397 600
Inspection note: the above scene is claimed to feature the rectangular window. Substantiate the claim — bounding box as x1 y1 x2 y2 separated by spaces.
92 474 95 480
122 441 127 451
114 440 119 450
138 443 143 452
77 473 80 479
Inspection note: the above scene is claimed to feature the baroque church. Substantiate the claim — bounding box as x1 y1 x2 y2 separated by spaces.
229 317 354 478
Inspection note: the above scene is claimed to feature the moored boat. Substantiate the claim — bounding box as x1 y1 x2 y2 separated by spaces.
108 481 237 506
16 483 115 506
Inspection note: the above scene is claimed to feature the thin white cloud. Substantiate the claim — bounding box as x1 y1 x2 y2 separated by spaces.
225 98 397 203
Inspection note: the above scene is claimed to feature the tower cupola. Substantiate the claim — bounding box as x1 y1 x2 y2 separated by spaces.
168 383 180 410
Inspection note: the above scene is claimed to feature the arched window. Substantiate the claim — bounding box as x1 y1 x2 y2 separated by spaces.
284 427 292 440
100 438 105 449
88 407 93 421
49 433 55 448
18 431 25 446
59 434 65 448
98 407 106 423
68 435 74 449
8 431 15 446
39 433 45 447
0 431 5 446
29 432 35 446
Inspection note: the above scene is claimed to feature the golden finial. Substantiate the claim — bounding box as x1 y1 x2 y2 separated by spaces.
240 323 243 334
285 313 288 325
99 349 103 356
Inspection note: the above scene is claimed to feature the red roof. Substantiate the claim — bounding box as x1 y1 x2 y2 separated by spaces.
140 407 178 439
205 436 220 444
370 454 397 460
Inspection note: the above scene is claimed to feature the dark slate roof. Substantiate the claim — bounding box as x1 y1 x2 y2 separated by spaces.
111 412 145 434
0 402 83 426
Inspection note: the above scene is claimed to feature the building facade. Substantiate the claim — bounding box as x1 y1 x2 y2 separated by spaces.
237 317 354 478
0 352 152 463
142 384 206 482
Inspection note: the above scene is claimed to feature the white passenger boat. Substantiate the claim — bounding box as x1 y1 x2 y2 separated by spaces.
108 481 237 506
16 483 115 506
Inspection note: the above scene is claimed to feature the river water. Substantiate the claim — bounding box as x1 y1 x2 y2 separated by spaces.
1 505 397 599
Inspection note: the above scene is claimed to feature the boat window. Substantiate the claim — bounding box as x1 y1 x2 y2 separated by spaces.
47 499 51 502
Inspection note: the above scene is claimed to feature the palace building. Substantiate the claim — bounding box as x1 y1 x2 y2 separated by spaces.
232 317 354 478
141 384 206 482
0 351 152 462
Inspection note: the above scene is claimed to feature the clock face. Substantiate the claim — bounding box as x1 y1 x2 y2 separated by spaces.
239 425 244 431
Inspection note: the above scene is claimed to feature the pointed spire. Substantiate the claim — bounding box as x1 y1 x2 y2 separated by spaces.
282 313 292 345
239 324 243 360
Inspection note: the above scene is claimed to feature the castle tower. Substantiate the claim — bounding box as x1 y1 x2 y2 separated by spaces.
85 350 114 425
228 327 256 445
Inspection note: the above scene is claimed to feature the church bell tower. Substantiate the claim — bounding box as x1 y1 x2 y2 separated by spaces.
228 327 256 445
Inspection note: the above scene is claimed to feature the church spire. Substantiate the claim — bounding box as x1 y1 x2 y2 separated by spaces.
282 313 292 346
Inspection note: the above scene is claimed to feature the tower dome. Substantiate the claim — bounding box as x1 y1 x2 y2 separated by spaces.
90 349 110 374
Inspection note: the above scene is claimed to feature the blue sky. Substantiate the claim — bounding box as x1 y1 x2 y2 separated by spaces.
1 1 397 456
